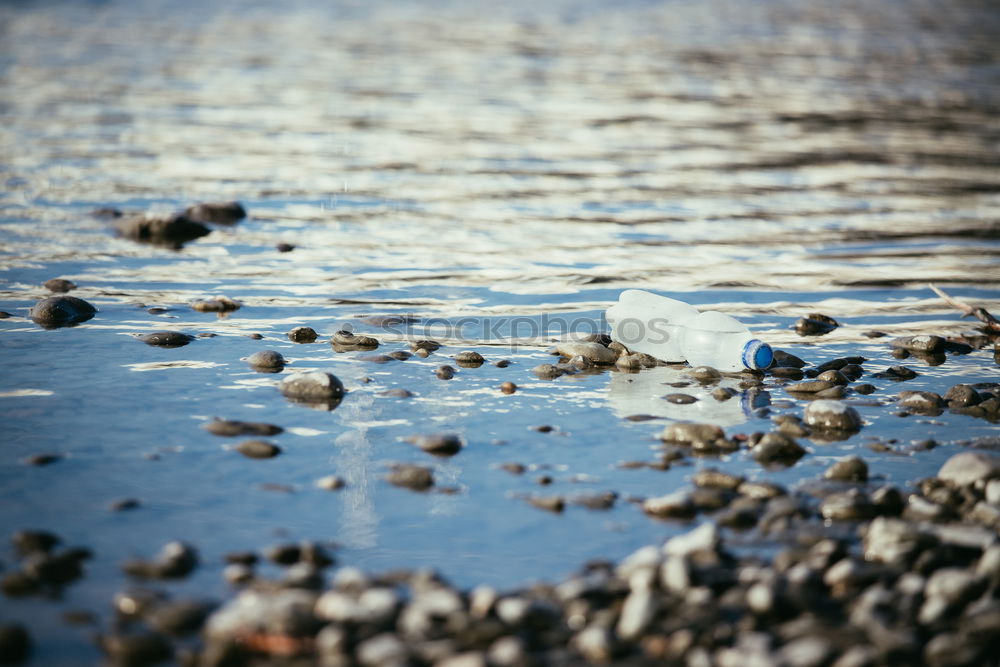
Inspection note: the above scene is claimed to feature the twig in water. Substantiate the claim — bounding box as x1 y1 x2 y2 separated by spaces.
928 283 1000 333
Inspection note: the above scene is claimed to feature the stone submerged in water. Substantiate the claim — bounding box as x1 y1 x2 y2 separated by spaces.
406 433 463 457
138 331 194 348
659 423 724 446
204 419 282 437
287 326 318 343
753 432 805 466
824 456 868 482
122 542 198 580
43 278 76 293
116 213 210 246
191 296 241 313
183 201 247 224
235 440 282 459
803 400 862 431
29 296 97 329
385 464 434 491
795 313 839 336
891 334 945 354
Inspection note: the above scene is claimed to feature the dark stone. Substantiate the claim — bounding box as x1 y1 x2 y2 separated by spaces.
331 330 379 349
184 201 247 224
945 384 981 408
388 351 412 361
122 542 198 580
855 383 876 395
235 440 281 459
0 624 31 664
795 313 839 336
436 365 456 380
772 350 807 368
288 326 318 343
663 393 697 404
533 363 564 379
25 453 61 466
754 432 806 466
99 632 173 666
816 370 849 385
386 464 434 491
455 351 486 367
873 365 918 381
12 530 60 556
192 297 241 313
407 433 463 457
29 296 96 329
246 350 285 372
146 599 217 636
770 367 805 380
786 380 836 394
891 335 945 354
380 388 414 398
203 420 283 437
43 278 76 293
110 498 141 511
138 331 194 348
279 372 344 407
501 381 517 394
276 243 296 252
116 213 210 246
528 496 565 513
411 340 442 352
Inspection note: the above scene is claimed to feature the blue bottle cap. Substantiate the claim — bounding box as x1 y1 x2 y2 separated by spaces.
742 339 773 370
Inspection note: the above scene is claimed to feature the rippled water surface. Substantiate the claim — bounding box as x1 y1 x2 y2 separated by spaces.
1 0 999 662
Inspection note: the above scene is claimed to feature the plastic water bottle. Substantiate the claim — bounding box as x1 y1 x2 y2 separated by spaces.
605 289 773 372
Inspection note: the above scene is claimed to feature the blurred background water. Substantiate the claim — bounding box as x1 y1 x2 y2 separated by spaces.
1 0 999 662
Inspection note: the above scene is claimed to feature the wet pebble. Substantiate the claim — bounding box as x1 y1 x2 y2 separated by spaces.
407 433 463 457
820 489 875 521
824 456 868 482
146 599 217 636
331 330 379 349
500 381 517 394
816 369 849 385
360 354 396 364
25 453 61 466
276 242 295 252
898 391 944 414
660 423 725 446
772 350 807 368
455 351 486 366
533 364 564 379
246 350 285 372
0 624 31 664
795 313 839 336
753 432 806 466
688 366 722 382
663 393 697 404
642 491 695 519
29 296 97 329
123 541 199 579
411 340 442 352
803 400 862 431
192 296 241 313
692 468 744 490
184 201 247 224
938 451 1000 487
553 342 616 364
380 388 414 398
712 387 736 401
944 384 981 407
98 632 173 666
436 365 456 380
315 475 346 491
116 212 210 246
138 331 194 348
891 335 945 354
386 464 434 491
873 365 918 381
235 440 282 459
770 366 805 380
279 371 344 404
287 326 318 343
527 496 565 513
204 419 283 437
786 380 836 394
43 278 76 293
388 350 412 361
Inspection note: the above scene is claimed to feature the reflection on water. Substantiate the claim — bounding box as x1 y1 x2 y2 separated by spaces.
0 0 999 662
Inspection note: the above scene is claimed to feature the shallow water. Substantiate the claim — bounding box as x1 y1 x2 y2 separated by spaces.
1 0 999 662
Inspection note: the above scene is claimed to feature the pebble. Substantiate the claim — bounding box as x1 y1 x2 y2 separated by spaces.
122 541 199 579
0 624 31 663
803 400 862 431
287 326 318 343
824 456 868 482
380 388 414 398
873 365 918 381
500 381 517 394
816 369 849 385
436 365 456 380
663 393 697 404
138 331 194 348
276 242 295 252
854 383 876 395
386 464 434 491
616 354 642 370
944 384 981 407
29 296 97 329
315 475 346 491
25 453 61 466
411 340 442 352
360 354 396 364
116 212 210 246
553 342 616 364
98 632 173 666
455 351 486 366
388 351 412 361
331 330 380 349
898 391 944 413
235 440 282 459
204 419 283 437
770 366 805 380
772 350 807 368
43 278 76 293
692 468 744 490
191 296 241 313
712 387 736 401
938 451 1000 487
642 491 695 519
688 366 722 382
246 350 285 371
660 423 724 446
753 432 806 466
528 496 565 513
795 313 839 336
278 371 344 404
146 599 217 637
891 335 945 354
786 380 836 394
407 433 463 457
184 201 247 224
13 530 60 555
533 364 564 379
820 489 875 521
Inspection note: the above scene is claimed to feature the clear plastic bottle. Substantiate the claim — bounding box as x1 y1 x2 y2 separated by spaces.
605 290 772 372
